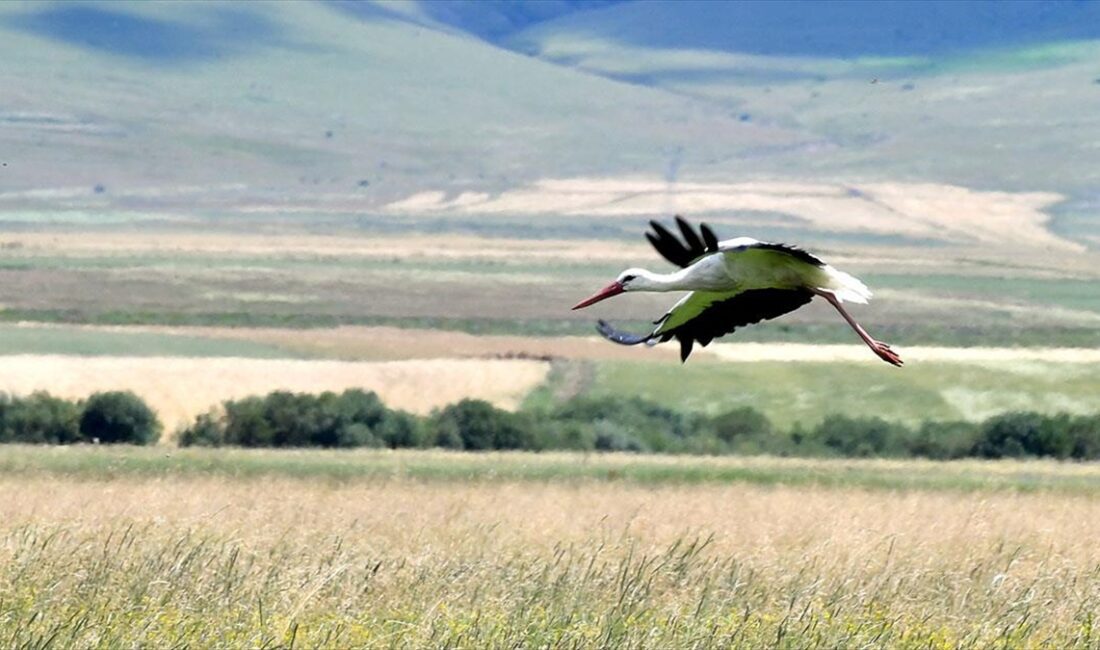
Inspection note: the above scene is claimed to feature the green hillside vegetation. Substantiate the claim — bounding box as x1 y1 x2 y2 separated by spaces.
580 357 1100 428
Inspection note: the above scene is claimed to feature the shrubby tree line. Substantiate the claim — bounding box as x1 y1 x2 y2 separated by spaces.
4 387 1100 461
0 391 160 445
180 389 1100 461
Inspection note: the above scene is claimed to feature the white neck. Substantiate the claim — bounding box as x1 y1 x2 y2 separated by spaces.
629 268 696 292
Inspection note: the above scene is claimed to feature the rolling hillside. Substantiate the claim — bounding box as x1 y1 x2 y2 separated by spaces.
0 1 788 216
0 1 1096 249
1 1 1099 345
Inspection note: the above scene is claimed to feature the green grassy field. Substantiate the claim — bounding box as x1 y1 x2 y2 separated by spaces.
568 357 1100 428
2 446 1100 647
0 324 294 357
5 445 1100 493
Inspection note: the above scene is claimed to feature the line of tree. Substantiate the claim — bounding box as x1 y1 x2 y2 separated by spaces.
177 389 1100 461
1 387 1098 462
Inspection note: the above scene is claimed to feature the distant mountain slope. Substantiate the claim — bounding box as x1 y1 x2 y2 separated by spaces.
406 0 624 43
1 1 1098 253
501 0 1100 205
0 1 795 214
508 0 1100 58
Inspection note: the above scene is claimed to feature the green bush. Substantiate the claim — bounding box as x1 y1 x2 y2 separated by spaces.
545 421 596 451
548 396 704 452
974 412 1074 459
810 415 912 458
706 406 798 455
330 389 389 429
177 412 224 447
1065 415 1100 460
908 420 981 460
0 392 82 444
79 391 161 445
223 396 274 447
376 411 424 448
711 406 772 443
592 421 648 453
252 391 306 447
186 389 416 449
336 422 379 448
432 399 535 451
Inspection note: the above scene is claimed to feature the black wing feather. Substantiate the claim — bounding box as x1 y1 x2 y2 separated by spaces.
660 289 814 360
679 338 694 363
646 221 694 267
595 288 814 362
646 216 820 268
700 224 720 253
675 216 706 257
646 217 714 268
644 231 677 266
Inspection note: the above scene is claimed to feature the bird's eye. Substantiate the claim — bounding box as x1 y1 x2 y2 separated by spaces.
621 274 636 283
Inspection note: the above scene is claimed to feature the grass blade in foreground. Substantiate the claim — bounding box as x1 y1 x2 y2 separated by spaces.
2 475 1099 648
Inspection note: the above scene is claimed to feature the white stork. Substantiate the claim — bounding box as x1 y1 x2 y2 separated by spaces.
572 217 903 366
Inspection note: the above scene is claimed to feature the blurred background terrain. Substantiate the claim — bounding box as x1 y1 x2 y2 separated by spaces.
3 0 1100 430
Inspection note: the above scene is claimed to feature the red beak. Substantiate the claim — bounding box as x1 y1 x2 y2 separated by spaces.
572 281 625 310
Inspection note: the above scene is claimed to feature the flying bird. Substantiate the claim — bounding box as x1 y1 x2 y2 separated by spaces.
572 217 902 366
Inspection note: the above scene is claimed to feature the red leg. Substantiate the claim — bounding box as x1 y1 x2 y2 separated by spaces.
816 291 903 367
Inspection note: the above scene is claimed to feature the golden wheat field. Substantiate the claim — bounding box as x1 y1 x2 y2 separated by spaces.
0 355 549 431
3 449 1100 648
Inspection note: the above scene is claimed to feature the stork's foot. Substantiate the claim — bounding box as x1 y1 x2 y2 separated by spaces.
871 340 903 367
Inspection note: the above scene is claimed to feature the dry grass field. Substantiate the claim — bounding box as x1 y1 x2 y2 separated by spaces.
0 230 651 263
0 355 549 431
2 447 1099 648
385 177 1076 252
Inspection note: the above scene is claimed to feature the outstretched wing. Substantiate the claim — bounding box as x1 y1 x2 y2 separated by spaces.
645 215 721 268
647 215 824 270
719 240 825 269
597 288 814 362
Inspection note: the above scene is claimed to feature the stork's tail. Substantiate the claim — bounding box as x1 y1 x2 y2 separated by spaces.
820 265 872 304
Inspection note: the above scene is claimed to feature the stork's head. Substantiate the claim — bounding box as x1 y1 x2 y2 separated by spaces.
572 268 650 310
